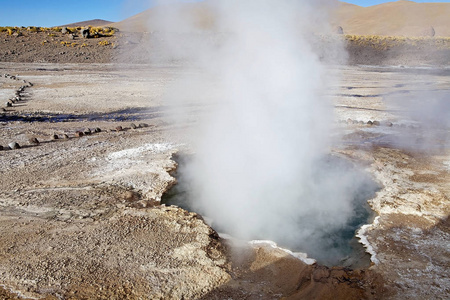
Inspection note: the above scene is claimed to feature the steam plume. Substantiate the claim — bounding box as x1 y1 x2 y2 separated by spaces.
141 0 375 264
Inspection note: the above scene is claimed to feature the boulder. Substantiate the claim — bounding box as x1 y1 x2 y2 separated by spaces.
81 28 90 38
61 27 68 34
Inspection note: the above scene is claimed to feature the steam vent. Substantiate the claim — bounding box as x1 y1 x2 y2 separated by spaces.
0 0 449 299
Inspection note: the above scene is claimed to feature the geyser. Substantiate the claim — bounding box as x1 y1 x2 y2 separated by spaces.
163 154 379 267
144 0 374 266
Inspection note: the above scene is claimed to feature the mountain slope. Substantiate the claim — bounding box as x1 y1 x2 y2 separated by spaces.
112 1 450 37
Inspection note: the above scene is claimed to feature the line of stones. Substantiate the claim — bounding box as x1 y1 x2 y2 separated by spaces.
1 122 150 151
1 73 33 111
340 118 421 129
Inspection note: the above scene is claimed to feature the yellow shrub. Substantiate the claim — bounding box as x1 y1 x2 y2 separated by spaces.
98 40 110 46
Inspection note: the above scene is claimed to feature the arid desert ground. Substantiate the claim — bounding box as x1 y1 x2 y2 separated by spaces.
1 61 448 299
1 1 450 299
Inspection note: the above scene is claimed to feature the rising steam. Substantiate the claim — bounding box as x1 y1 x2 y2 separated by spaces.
139 0 376 264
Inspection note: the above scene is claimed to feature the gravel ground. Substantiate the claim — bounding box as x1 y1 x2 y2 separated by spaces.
0 62 449 299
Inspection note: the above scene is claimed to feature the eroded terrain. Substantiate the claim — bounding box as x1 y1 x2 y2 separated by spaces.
0 63 449 299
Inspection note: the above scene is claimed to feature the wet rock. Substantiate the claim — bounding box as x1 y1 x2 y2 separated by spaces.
313 266 331 283
115 126 123 132
130 123 137 129
75 131 84 137
8 142 21 150
29 137 39 145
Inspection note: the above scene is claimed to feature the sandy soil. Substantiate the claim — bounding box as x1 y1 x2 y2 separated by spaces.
0 62 449 299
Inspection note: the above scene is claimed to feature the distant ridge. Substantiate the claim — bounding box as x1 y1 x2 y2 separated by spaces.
112 0 450 37
59 19 113 28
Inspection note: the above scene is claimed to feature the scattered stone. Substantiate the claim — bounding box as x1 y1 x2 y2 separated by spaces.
61 27 68 34
115 126 123 132
52 134 59 140
75 131 84 137
123 191 139 202
130 123 137 129
0 145 3 151
1 108 6 112
84 128 92 135
385 122 393 127
6 102 12 107
94 127 102 133
139 123 149 128
367 120 373 125
373 120 380 126
8 142 21 150
28 137 39 145
63 134 69 139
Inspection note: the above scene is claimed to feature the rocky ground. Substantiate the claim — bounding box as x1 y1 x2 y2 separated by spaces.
0 48 449 298
1 30 450 66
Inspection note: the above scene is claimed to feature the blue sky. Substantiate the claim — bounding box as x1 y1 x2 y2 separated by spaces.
0 0 448 27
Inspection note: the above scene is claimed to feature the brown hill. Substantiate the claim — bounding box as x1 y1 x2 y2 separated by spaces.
112 0 450 37
333 0 450 36
60 19 113 28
